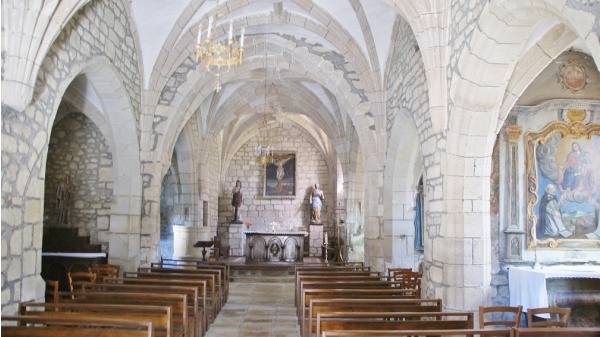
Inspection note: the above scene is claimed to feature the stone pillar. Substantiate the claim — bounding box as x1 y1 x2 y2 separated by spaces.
309 223 324 256
229 223 244 256
503 125 526 260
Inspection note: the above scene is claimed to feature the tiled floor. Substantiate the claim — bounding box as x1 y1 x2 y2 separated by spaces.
205 281 301 337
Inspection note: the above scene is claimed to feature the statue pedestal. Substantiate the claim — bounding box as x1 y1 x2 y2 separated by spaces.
308 222 325 257
173 226 211 259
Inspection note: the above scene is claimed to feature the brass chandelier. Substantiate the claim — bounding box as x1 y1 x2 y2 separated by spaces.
195 0 245 92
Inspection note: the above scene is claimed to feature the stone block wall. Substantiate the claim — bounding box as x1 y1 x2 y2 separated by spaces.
43 112 113 251
218 123 332 251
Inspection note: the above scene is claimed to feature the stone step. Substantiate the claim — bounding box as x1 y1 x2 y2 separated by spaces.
231 275 295 283
230 263 295 283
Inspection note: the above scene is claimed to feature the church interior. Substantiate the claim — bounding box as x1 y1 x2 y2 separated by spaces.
2 0 600 334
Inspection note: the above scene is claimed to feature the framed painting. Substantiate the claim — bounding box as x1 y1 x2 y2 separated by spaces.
264 152 296 198
525 121 600 249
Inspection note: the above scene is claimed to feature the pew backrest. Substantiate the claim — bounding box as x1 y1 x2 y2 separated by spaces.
315 311 474 337
306 298 442 337
1 315 155 337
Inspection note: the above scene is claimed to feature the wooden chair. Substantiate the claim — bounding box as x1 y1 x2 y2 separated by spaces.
89 263 120 282
68 271 96 298
401 271 422 298
479 305 523 328
387 267 411 281
44 279 59 304
527 307 571 327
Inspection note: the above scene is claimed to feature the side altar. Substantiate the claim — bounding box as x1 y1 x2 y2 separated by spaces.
244 231 308 262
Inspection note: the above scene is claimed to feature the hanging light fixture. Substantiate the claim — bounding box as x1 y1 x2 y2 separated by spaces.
255 46 274 165
195 0 245 92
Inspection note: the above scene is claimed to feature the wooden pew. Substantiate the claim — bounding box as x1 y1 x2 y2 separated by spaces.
124 270 219 323
315 311 474 337
69 291 194 337
300 288 418 335
298 279 404 310
1 315 155 337
105 277 209 332
321 328 512 337
514 327 600 336
295 271 381 306
152 259 230 302
18 302 172 337
306 298 442 337
139 266 224 309
82 282 203 337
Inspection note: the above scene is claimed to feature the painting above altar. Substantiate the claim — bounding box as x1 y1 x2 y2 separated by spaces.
526 121 600 249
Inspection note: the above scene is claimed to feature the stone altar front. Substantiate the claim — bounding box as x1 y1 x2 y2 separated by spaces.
244 231 308 262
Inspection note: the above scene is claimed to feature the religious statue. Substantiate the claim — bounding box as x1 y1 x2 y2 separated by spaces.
231 179 243 224
310 183 324 223
56 173 74 225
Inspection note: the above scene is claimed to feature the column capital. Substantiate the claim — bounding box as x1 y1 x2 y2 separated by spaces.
504 125 522 143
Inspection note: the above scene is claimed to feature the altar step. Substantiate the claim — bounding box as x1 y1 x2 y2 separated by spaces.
229 262 296 283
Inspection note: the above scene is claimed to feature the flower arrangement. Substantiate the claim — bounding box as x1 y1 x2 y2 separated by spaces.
244 221 253 230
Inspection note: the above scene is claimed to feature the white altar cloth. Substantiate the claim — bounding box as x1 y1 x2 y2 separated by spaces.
509 265 600 316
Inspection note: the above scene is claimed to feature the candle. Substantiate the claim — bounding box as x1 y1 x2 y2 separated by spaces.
228 20 233 41
324 232 328 245
240 27 245 47
197 23 202 44
207 16 213 38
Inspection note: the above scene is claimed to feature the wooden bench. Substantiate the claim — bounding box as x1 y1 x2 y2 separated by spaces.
152 259 230 302
141 266 226 307
1 315 155 337
305 298 442 337
105 277 209 332
82 282 203 337
316 311 474 337
321 328 512 337
69 291 194 337
18 302 172 337
295 271 381 306
124 270 219 323
300 287 418 327
295 273 386 304
514 327 600 336
299 280 404 309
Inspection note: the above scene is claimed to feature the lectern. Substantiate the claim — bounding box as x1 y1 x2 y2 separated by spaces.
193 240 214 261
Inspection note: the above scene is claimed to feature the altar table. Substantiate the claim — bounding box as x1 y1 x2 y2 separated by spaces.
244 231 308 262
509 265 600 316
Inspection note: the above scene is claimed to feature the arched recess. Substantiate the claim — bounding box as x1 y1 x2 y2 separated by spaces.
383 108 423 270
74 63 143 273
436 0 600 311
344 126 366 263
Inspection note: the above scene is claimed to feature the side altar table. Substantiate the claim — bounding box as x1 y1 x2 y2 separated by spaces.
244 231 308 262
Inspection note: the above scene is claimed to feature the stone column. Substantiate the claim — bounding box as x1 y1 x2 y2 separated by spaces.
503 125 526 260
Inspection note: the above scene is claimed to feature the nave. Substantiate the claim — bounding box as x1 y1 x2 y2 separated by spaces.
205 281 300 337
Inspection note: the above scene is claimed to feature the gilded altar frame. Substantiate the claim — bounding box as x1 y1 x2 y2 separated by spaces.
525 121 600 249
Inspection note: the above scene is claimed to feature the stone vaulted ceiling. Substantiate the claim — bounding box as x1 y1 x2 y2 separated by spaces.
129 0 399 155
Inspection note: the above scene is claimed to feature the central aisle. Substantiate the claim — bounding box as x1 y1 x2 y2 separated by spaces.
205 281 301 337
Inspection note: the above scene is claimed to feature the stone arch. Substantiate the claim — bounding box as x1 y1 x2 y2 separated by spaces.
383 108 423 270
62 62 143 273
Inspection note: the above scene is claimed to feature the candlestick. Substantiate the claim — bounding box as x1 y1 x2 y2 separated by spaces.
207 16 213 38
228 20 233 41
197 23 202 44
324 232 328 245
240 27 245 47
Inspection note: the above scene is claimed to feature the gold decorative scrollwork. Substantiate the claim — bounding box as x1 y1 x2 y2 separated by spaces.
525 121 600 250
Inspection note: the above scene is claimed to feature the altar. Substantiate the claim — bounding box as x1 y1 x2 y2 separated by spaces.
244 231 308 262
509 265 600 317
